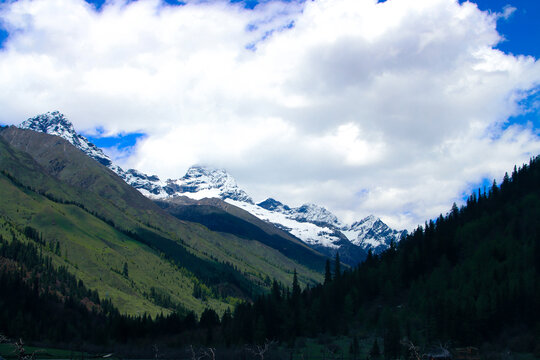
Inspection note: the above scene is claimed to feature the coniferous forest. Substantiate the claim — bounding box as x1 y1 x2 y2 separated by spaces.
1 156 540 356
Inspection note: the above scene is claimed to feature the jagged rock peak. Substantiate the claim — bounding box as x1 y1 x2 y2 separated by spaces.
181 165 238 189
170 165 254 204
20 111 75 135
344 214 407 254
349 214 378 230
126 168 160 182
257 198 291 212
291 203 342 228
19 111 113 167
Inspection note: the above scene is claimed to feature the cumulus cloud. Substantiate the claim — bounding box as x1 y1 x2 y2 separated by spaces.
0 0 539 229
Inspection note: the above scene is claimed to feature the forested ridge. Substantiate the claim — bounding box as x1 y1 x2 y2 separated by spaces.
1 156 539 354
224 156 540 351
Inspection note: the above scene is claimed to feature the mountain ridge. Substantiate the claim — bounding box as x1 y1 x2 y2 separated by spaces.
0 125 324 315
18 112 406 264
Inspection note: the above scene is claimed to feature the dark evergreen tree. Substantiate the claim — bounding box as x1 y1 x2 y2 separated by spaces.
122 262 129 277
334 252 341 280
291 269 301 301
324 259 332 285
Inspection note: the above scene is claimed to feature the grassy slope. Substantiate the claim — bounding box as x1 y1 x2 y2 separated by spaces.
0 176 228 316
0 128 322 315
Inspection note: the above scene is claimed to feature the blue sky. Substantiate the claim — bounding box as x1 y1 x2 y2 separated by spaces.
0 0 539 229
469 0 540 131
86 131 146 151
467 0 540 57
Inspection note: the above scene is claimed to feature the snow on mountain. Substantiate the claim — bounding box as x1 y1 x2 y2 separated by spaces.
19 112 170 198
20 111 114 167
254 198 406 254
258 199 341 227
343 215 407 254
19 112 253 203
258 198 291 213
255 198 403 255
123 168 168 197
165 166 254 204
19 111 405 259
227 199 342 249
289 203 343 228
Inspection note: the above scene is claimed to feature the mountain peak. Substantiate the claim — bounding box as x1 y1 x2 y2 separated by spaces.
350 214 378 229
20 111 75 135
291 203 342 228
19 112 113 167
345 215 407 253
257 198 291 212
185 165 228 180
166 165 254 204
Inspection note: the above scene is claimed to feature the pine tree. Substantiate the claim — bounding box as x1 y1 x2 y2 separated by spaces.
292 269 301 300
324 259 332 285
334 252 341 280
122 262 129 277
271 279 281 302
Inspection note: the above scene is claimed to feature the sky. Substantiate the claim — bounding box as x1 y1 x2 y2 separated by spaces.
0 0 539 230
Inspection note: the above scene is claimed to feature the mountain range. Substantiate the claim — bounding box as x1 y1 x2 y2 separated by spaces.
3 112 539 353
0 121 326 317
20 111 406 265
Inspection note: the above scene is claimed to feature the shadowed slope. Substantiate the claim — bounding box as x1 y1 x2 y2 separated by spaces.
156 196 328 272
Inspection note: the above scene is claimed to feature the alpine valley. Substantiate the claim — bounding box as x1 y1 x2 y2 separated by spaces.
19 112 407 266
1 111 538 357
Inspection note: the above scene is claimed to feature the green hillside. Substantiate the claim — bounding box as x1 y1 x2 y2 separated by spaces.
0 172 229 316
0 127 323 316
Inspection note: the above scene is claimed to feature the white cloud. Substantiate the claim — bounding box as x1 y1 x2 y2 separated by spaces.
499 5 517 20
0 0 539 230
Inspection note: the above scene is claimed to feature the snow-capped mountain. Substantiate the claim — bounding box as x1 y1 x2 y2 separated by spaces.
20 111 113 167
19 111 406 262
255 198 406 254
19 112 168 196
259 199 343 228
343 215 408 254
123 168 167 196
255 198 343 242
164 166 253 204
18 112 253 204
228 198 343 249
